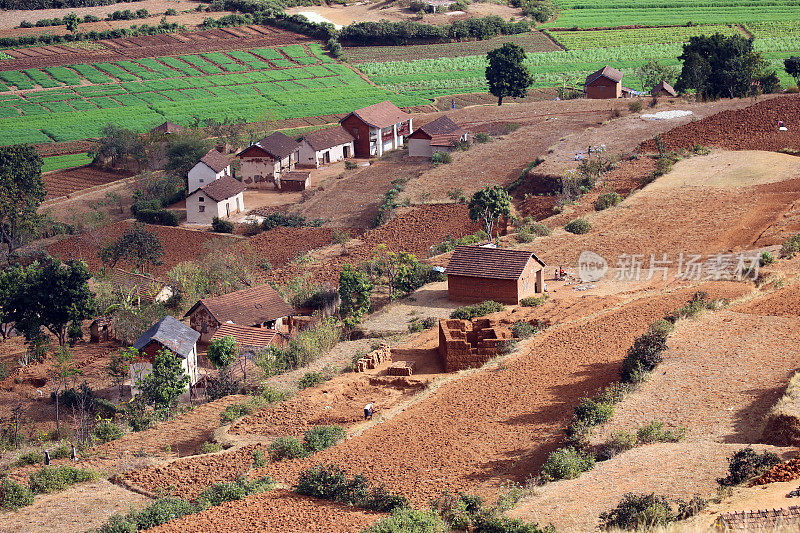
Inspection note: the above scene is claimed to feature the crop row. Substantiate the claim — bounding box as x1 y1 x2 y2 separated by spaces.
546 25 740 50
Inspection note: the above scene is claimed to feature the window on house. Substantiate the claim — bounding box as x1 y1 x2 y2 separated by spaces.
199 197 204 202
199 178 204 183
198 205 205 212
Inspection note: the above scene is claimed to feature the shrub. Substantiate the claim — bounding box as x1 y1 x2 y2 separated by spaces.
17 450 44 466
573 398 615 426
636 421 686 444
718 448 781 486
260 386 288 404
252 449 266 468
211 217 234 233
596 431 637 461
512 322 537 339
540 446 595 481
127 497 195 530
628 100 643 113
759 251 775 266
51 441 72 460
200 441 222 454
298 370 328 389
432 151 452 165
261 212 307 230
564 218 591 235
304 425 346 453
295 464 365 503
593 382 633 404
515 220 551 243
220 402 252 423
362 484 409 512
92 420 123 443
365 507 447 533
675 496 708 519
520 295 547 307
29 465 98 494
594 191 622 211
134 208 180 226
196 476 274 509
0 479 34 510
620 321 671 383
243 221 262 236
268 437 308 461
345 160 358 170
600 493 673 530
781 234 800 257
474 132 492 143
450 300 504 320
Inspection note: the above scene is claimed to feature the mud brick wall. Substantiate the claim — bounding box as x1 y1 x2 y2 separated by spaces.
355 344 392 372
447 275 521 305
438 318 512 372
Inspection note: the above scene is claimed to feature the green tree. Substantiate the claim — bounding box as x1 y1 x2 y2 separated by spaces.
99 223 164 276
485 43 533 106
107 347 137 399
63 12 79 33
6 259 95 346
49 346 82 439
165 135 209 181
636 60 679 91
338 264 372 328
93 124 143 168
0 268 23 340
137 348 189 413
207 335 237 370
0 144 45 257
675 34 779 99
468 185 512 238
372 245 421 300
784 56 800 87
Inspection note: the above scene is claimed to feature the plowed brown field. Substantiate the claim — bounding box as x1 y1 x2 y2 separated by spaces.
43 165 131 200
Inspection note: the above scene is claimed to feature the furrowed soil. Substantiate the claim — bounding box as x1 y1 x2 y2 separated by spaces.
43 165 131 200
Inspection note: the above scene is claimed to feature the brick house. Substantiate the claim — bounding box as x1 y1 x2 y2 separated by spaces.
276 170 310 191
130 315 200 395
185 175 245 225
237 132 300 188
339 100 413 158
408 115 468 158
184 284 295 343
188 149 232 194
446 245 545 305
298 126 354 167
651 81 678 97
584 66 624 99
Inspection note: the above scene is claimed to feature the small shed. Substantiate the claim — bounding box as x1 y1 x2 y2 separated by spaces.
340 101 413 158
445 245 546 305
185 284 295 343
90 317 113 343
151 121 185 135
651 81 678 97
298 126 355 167
237 132 300 188
188 149 232 194
130 316 201 395
585 66 623 99
408 115 468 158
277 170 311 191
185 175 245 225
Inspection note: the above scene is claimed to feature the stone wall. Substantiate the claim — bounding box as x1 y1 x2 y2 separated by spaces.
437 318 512 372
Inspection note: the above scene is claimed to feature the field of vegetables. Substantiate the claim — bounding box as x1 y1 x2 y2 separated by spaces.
0 43 428 145
545 25 742 50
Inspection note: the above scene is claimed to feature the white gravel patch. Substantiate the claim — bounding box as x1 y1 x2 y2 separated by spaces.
640 110 694 120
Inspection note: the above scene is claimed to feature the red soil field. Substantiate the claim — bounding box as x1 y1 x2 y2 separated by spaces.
238 227 351 271
45 220 238 275
43 165 131 200
639 94 800 153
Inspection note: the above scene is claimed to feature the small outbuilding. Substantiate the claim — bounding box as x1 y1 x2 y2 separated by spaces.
446 245 546 305
185 175 245 225
651 81 678 97
298 126 355 167
151 121 185 135
130 315 200 395
188 149 232 194
90 317 114 343
185 283 295 343
408 115 468 158
340 100 413 158
584 66 624 99
276 170 311 191
237 132 300 188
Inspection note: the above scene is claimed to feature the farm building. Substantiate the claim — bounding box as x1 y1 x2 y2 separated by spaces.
185 283 295 343
151 121 185 135
188 149 232 194
276 170 311 191
652 81 678 97
298 126 355 167
90 318 113 343
210 323 288 353
185 175 245 225
408 115 468 157
130 315 200 395
446 245 546 305
340 100 413 158
584 66 624 99
237 132 300 188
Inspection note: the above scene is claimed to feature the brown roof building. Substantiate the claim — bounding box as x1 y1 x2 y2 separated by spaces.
199 149 232 174
585 66 624 99
197 174 245 202
210 323 288 351
185 175 245 225
408 115 469 157
298 126 355 167
340 100 413 158
151 121 185 135
446 245 546 304
651 81 678 97
185 284 294 343
236 132 301 188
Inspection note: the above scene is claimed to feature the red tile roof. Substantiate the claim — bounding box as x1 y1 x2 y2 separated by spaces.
416 115 466 137
585 65 623 86
199 149 231 173
446 245 545 280
186 283 294 326
652 81 677 97
210 323 282 348
257 132 300 158
193 175 245 202
302 126 354 151
343 100 411 129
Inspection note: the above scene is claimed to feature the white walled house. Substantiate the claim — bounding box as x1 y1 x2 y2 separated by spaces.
298 126 354 167
237 132 300 188
130 316 200 396
339 101 413 158
408 115 469 158
185 175 245 225
187 149 231 194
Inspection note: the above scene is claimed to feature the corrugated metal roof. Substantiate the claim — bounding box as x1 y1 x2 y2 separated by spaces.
132 315 199 358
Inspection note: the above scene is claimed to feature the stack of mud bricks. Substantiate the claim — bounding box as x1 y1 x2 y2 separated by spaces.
388 360 416 376
438 318 512 372
356 343 391 372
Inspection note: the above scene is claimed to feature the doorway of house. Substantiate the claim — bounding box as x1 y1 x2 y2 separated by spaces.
343 146 350 158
